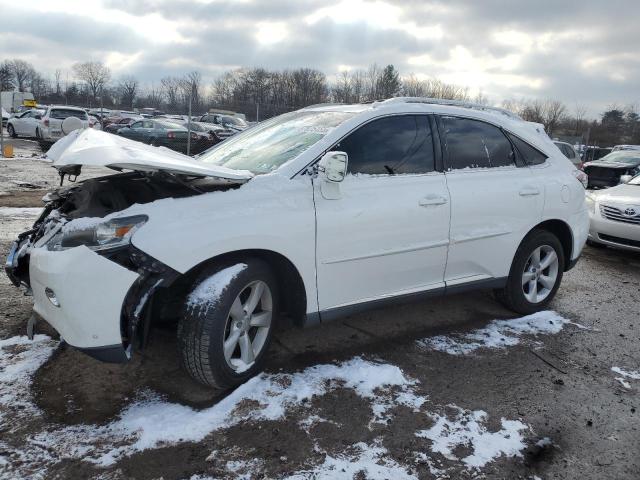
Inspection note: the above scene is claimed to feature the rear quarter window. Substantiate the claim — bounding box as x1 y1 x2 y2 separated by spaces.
507 133 548 166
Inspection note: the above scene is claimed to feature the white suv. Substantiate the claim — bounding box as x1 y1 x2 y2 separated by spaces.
6 98 589 388
36 106 89 145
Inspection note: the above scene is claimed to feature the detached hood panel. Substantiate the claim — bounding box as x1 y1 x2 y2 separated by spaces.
46 128 253 181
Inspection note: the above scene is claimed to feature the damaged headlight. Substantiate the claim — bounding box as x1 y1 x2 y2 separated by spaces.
47 215 148 252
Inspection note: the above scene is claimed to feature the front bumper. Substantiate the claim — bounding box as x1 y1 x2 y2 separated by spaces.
29 245 139 354
588 206 640 252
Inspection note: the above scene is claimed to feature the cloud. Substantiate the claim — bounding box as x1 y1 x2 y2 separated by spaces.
1 0 639 115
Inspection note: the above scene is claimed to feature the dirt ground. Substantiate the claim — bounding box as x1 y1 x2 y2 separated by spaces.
0 144 639 479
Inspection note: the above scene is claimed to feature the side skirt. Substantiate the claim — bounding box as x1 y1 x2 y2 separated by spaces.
302 277 508 327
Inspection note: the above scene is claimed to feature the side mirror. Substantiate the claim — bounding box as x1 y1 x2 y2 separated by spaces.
619 174 633 184
319 151 348 183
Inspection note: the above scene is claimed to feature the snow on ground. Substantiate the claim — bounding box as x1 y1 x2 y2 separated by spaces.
0 207 43 240
611 366 640 389
0 312 573 478
285 441 418 480
417 406 528 469
418 310 582 355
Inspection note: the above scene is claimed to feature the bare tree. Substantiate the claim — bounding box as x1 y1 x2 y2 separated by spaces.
179 71 203 111
543 100 566 135
7 59 35 91
0 61 13 90
118 75 139 109
73 61 111 99
161 76 181 111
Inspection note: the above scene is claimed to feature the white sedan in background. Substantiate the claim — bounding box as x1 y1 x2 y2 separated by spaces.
6 109 45 138
587 174 640 251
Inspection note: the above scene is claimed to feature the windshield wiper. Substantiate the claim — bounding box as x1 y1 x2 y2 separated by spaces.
384 165 396 175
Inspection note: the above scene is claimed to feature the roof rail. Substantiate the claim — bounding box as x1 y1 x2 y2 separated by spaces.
373 97 522 120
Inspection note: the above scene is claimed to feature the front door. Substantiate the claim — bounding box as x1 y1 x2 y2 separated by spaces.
314 115 450 312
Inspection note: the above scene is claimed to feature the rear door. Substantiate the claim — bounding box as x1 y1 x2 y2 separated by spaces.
438 115 544 284
315 115 450 312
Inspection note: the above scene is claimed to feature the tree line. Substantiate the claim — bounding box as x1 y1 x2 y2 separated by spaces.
1 58 638 146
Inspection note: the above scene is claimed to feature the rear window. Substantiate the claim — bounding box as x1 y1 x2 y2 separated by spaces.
50 109 88 120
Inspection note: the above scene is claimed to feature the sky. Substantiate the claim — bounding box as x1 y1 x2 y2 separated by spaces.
1 0 639 116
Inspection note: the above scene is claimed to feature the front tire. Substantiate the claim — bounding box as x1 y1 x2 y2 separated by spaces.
495 230 565 314
177 258 278 389
7 124 16 138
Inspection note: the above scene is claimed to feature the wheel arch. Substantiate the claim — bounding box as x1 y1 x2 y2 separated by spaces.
527 219 573 271
157 249 308 328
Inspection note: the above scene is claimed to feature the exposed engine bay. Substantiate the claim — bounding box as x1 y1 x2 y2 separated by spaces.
6 170 241 289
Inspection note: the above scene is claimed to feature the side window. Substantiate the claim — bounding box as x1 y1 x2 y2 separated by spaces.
441 116 515 169
565 145 576 159
507 133 548 166
131 121 143 129
336 115 435 175
143 120 154 128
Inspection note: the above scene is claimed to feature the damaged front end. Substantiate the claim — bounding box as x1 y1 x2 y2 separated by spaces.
5 169 245 362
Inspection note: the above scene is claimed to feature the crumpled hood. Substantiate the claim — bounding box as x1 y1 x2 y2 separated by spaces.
584 160 639 169
46 128 254 181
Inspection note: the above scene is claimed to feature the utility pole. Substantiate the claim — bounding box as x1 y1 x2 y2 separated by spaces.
186 94 192 156
256 102 259 122
0 90 4 157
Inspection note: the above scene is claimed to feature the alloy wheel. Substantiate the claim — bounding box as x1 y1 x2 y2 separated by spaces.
222 280 273 372
522 245 559 303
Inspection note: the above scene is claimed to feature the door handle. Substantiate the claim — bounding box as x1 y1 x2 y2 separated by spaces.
519 187 540 196
419 195 448 206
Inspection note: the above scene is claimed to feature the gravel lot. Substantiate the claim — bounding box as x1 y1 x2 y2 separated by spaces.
0 139 639 479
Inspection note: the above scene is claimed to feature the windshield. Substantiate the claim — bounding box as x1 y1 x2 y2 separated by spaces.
198 111 355 173
598 151 640 164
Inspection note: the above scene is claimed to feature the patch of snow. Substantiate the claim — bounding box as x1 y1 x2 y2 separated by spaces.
61 216 104 233
186 263 248 311
225 458 264 479
416 406 528 469
0 207 43 218
34 357 418 466
0 335 57 417
418 311 575 355
284 440 418 480
611 366 640 380
614 377 631 389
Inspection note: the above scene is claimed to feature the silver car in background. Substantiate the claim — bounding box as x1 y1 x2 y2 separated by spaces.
586 174 640 251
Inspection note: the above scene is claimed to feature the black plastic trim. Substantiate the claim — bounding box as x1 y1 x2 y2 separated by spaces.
566 256 580 271
302 277 508 327
77 344 128 363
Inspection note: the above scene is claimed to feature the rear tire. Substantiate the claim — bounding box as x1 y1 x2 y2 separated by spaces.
149 138 157 146
7 124 16 138
495 230 565 315
177 258 278 389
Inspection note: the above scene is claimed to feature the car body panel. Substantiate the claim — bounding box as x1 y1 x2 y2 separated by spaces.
46 128 254 180
443 165 544 281
29 245 139 348
314 172 450 310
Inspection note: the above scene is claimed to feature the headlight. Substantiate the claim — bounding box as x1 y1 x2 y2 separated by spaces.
585 193 596 214
47 215 148 251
